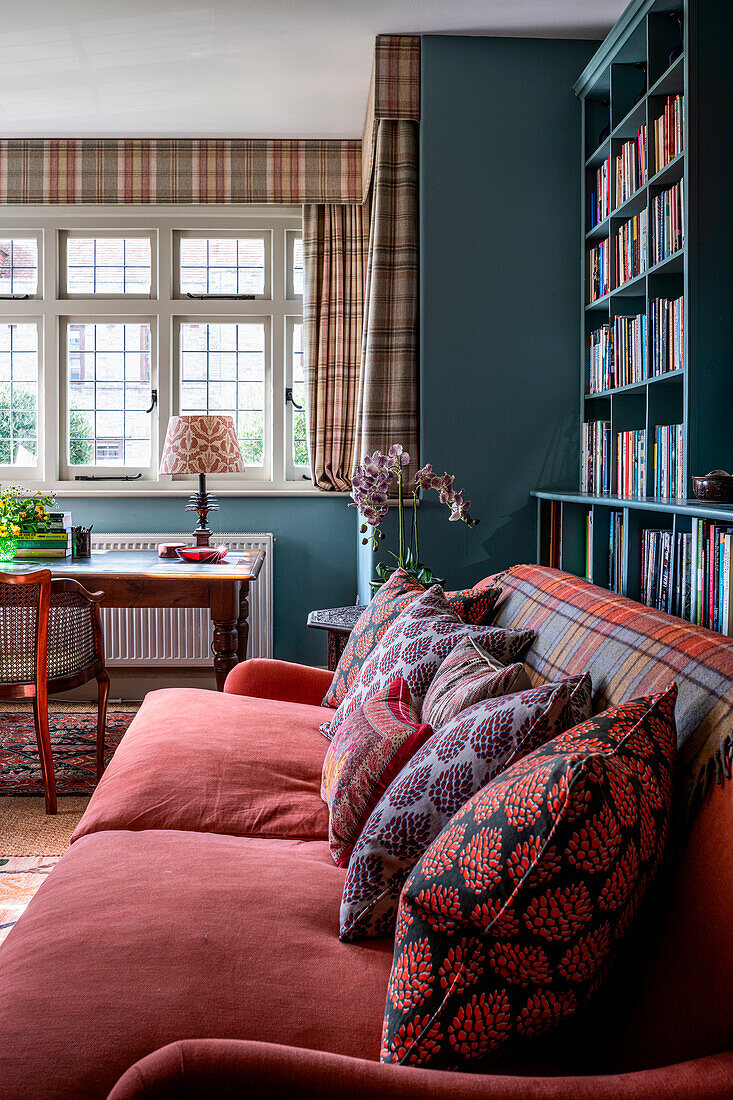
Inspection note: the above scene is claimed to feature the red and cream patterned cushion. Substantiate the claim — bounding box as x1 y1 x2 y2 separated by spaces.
322 569 503 710
380 684 677 1069
321 678 433 867
320 586 534 744
422 638 531 730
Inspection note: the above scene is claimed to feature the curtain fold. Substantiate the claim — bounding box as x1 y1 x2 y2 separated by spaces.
353 119 419 483
302 203 369 491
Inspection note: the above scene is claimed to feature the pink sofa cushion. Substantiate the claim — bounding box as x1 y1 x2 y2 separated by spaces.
0 831 394 1100
72 689 331 843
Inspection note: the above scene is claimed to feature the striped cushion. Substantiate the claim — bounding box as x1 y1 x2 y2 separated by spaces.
421 638 531 729
489 565 733 820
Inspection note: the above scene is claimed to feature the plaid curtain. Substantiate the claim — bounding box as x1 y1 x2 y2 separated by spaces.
302 204 369 491
353 120 419 483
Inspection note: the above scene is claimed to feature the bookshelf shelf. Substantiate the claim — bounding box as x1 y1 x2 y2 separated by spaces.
535 0 733 633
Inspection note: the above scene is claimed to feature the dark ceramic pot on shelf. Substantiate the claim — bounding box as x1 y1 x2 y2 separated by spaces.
692 470 733 503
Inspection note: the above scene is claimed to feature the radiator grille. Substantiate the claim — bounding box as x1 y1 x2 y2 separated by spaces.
91 533 273 667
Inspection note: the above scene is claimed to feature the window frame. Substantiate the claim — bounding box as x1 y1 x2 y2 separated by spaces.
59 229 157 300
0 206 317 496
0 230 43 300
0 315 44 480
173 229 271 301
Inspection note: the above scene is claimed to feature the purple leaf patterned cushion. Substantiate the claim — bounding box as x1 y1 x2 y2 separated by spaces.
320 586 534 744
321 677 434 868
339 674 592 941
422 638 532 730
380 685 677 1070
322 569 504 710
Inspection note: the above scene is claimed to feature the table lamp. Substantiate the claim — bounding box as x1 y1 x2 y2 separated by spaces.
160 415 244 546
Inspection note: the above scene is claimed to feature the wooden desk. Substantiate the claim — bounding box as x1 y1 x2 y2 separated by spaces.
2 548 265 691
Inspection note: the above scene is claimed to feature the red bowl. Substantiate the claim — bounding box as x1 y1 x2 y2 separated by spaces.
176 546 228 563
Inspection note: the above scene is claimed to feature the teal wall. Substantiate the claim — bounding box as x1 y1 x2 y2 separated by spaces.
64 496 356 664
415 34 597 591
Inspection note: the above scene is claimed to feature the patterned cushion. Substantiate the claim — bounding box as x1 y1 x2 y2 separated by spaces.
320 586 534 743
380 684 677 1069
422 638 531 729
339 674 592 941
323 570 503 709
321 678 433 867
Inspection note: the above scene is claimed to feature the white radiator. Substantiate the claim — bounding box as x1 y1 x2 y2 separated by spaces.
91 532 274 667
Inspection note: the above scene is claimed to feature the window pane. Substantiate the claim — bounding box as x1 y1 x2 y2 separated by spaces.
179 322 265 466
66 237 152 294
179 238 265 296
291 322 308 468
292 236 303 297
0 239 39 296
67 323 152 466
0 323 38 466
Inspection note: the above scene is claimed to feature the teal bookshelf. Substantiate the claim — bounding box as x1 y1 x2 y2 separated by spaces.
533 0 733 627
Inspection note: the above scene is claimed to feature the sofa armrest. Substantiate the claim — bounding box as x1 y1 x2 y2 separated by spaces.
223 657 334 707
108 1040 733 1100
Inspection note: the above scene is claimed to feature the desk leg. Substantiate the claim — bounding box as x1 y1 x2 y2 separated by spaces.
211 581 239 691
237 581 250 662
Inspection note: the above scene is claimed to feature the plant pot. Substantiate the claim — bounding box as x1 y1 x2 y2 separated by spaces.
0 536 18 562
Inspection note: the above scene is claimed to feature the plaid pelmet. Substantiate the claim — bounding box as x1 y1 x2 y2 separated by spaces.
490 565 733 822
0 139 363 205
303 203 369 491
362 34 421 196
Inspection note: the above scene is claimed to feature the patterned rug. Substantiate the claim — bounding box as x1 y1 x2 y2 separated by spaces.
0 712 136 796
0 856 61 946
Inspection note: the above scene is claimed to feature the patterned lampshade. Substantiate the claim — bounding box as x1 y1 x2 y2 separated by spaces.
159 415 244 475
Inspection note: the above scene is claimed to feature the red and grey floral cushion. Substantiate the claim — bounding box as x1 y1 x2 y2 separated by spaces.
322 570 503 710
339 674 592 941
380 684 677 1069
422 638 531 730
321 678 433 867
320 586 534 743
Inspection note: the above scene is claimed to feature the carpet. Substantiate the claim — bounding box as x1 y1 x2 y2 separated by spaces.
0 796 91 855
0 710 136 796
0 856 61 947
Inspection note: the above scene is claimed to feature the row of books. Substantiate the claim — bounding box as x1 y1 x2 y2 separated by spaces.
652 180 684 265
650 294 684 375
615 124 647 206
15 512 72 558
641 529 681 614
653 423 685 500
589 154 612 228
608 510 625 593
642 523 733 634
653 94 684 171
588 239 610 301
588 315 648 393
617 429 647 499
616 209 648 286
581 420 612 495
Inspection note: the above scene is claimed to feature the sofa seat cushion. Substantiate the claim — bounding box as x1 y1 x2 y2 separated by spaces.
0 831 394 1100
73 689 330 842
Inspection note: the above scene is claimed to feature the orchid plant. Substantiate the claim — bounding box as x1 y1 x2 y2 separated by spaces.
350 444 478 589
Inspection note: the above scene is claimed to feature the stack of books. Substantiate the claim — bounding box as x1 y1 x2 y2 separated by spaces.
589 240 610 301
650 294 684 375
613 313 648 386
616 209 647 285
616 429 646 498
608 510 625 593
15 511 72 559
653 423 685 500
653 93 684 170
615 124 647 206
652 181 684 264
582 420 611 495
589 154 612 228
588 324 612 393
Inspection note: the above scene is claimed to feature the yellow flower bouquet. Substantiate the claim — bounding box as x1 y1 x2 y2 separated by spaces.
0 485 56 560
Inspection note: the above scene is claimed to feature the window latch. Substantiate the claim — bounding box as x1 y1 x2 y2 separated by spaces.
286 387 304 412
0 293 29 300
74 473 144 482
145 388 158 414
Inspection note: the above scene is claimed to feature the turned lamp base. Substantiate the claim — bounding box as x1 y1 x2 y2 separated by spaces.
186 473 220 547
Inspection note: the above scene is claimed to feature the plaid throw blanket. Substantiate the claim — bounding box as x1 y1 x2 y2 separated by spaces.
489 565 733 828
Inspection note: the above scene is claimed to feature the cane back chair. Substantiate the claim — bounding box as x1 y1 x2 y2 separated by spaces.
0 569 109 815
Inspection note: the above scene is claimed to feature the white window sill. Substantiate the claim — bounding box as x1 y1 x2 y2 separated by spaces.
44 484 349 498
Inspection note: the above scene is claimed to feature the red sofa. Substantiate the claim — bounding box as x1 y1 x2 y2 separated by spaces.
0 565 732 1099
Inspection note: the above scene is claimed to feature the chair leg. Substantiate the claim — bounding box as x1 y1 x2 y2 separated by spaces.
96 671 110 779
32 692 57 816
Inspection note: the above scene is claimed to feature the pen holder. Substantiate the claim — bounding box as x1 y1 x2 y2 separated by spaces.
71 527 92 559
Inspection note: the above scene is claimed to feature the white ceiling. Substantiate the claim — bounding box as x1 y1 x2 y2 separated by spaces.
1 0 625 138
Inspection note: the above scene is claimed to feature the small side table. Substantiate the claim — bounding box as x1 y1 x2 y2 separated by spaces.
307 605 366 671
